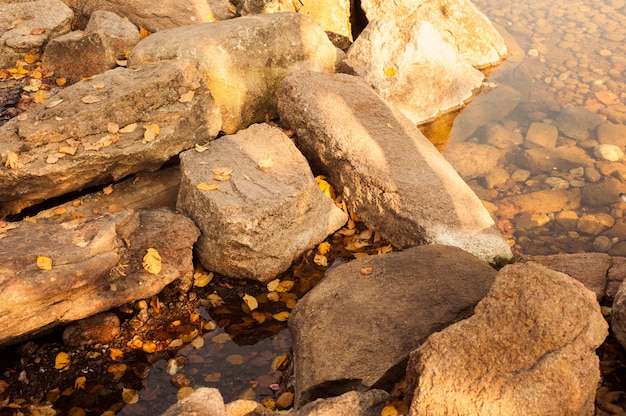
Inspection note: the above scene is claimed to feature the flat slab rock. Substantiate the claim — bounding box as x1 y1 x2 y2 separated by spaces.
0 59 221 218
177 123 347 282
278 71 513 266
0 208 199 346
288 244 497 408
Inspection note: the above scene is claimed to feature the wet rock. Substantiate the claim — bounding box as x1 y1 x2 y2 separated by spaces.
160 387 226 416
520 145 595 172
544 176 569 189
597 122 626 147
0 0 74 68
596 160 626 180
555 106 605 141
293 390 390 415
0 208 199 346
594 143 624 161
0 60 221 218
62 312 120 347
484 166 510 190
444 141 500 180
581 177 626 207
496 188 580 218
129 13 338 134
593 236 613 253
278 71 513 265
406 262 607 416
577 213 615 235
555 210 580 229
343 19 484 124
289 245 497 408
177 123 347 282
525 122 558 148
477 122 524 149
43 10 141 84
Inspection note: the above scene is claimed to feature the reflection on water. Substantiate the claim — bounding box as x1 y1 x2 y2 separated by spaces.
441 0 626 257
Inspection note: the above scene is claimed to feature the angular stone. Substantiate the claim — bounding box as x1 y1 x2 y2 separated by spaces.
525 121 558 148
160 387 225 416
289 245 497 407
406 262 607 416
278 71 513 265
177 123 347 282
293 390 390 415
0 0 74 68
62 312 120 347
360 0 507 67
520 145 595 173
0 208 199 346
0 60 221 218
555 106 605 141
343 20 483 124
444 141 500 180
43 10 141 83
129 13 338 134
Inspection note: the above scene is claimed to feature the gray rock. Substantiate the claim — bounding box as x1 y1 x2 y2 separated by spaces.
293 390 390 415
278 71 513 266
0 0 74 68
289 245 497 408
555 106 605 141
343 19 484 124
43 10 141 83
129 13 339 134
0 60 221 218
406 262 608 416
443 141 500 180
525 122 558 148
160 387 225 416
177 123 347 282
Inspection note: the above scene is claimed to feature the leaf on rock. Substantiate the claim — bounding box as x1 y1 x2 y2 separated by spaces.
55 78 67 87
142 124 160 143
5 151 22 169
59 146 77 156
243 294 258 311
54 352 70 370
179 91 195 103
107 122 120 134
80 95 101 104
360 267 374 275
257 155 274 170
384 67 398 76
115 59 128 67
196 182 219 191
194 143 208 152
119 122 137 133
212 167 233 181
102 185 113 195
139 26 149 39
142 248 162 275
46 99 63 108
37 256 53 270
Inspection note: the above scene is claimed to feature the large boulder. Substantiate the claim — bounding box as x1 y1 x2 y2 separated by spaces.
406 262 607 416
0 0 74 68
293 390 390 416
343 19 483 124
0 59 221 218
278 71 513 266
129 13 339 134
289 245 497 408
0 208 199 347
176 123 347 282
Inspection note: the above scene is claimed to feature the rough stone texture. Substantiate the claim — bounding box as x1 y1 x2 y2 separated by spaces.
293 390 390 415
612 280 626 350
278 71 513 266
597 122 626 147
525 122 559 148
520 146 596 173
225 399 276 416
177 123 347 282
444 141 500 180
289 245 498 408
237 0 352 49
360 0 507 68
129 13 339 134
477 122 524 149
608 257 626 298
581 177 626 207
160 387 226 416
62 312 120 347
555 106 605 141
406 262 608 416
495 189 581 218
0 60 221 218
43 10 141 84
0 208 199 346
343 19 484 124
0 0 74 68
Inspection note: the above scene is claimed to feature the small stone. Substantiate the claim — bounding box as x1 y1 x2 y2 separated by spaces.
594 144 624 161
556 210 580 229
584 167 602 182
577 213 615 235
569 180 586 187
593 236 613 252
544 177 569 190
599 49 613 57
528 48 539 57
511 169 531 182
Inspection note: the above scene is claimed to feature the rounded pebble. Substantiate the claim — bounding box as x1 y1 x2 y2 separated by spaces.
594 143 624 161
593 236 613 252
545 177 570 189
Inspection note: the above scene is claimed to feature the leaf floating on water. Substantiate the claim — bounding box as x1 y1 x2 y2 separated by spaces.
196 182 219 191
384 67 397 76
204 372 221 382
267 279 280 292
313 253 328 267
191 336 204 349
317 241 331 255
177 386 195 401
142 248 162 275
212 167 233 181
272 311 289 322
243 293 258 311
275 280 294 293
257 155 274 170
54 352 70 370
80 95 101 104
37 256 53 270
179 90 195 103
271 353 289 371
122 388 139 404
226 354 244 365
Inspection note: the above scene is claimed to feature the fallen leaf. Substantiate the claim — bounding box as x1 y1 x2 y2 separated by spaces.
271 353 289 371
109 348 124 361
23 53 38 64
313 253 328 267
267 279 280 292
142 341 157 353
33 90 48 104
55 78 67 87
204 372 221 382
92 82 105 90
54 352 70 370
251 311 266 323
275 280 294 293
177 387 194 401
107 122 120 133
179 91 195 103
257 155 274 170
191 336 204 349
80 95 101 104
212 333 231 344
102 184 113 195
196 182 219 191
317 241 331 255
142 248 162 275
37 256 53 270
384 67 398 76
119 122 137 133
46 99 63 108
267 292 280 302
5 151 22 169
142 123 160 143
315 175 335 199
226 354 244 365
272 311 289 322
212 167 233 181
243 294 258 311
360 267 374 275
122 388 139 404
59 146 77 156
276 392 294 409
74 376 86 390
139 26 149 39
193 266 214 287
194 143 208 152
46 154 59 164
381 404 399 416
115 59 127 67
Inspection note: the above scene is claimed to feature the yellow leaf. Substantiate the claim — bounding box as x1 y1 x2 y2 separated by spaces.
204 321 216 330
142 341 157 353
317 241 331 255
313 253 328 267
55 77 67 87
360 267 374 275
139 26 149 39
315 175 335 199
127 338 143 349
115 59 127 67
37 256 53 270
226 354 244 365
212 333 231 344
102 184 113 195
69 407 86 416
177 386 194 401
271 353 289 371
272 311 289 321
5 151 22 169
267 292 280 302
381 404 399 416
205 12 215 22
228 3 237 14
196 182 219 191
194 143 208 152
74 376 86 390
122 388 138 404
243 294 258 311
59 146 77 156
23 53 37 64
119 122 137 133
80 95 101 104
384 67 397 76
142 124 160 143
109 348 124 361
377 245 393 255
179 91 195 103
191 336 204 349
142 248 162 275
257 155 274 170
275 280 294 293
54 352 70 370
267 279 280 292
193 266 214 287
251 311 266 323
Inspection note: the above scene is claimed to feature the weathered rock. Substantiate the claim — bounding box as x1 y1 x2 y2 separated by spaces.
237 0 352 49
0 208 199 346
278 71 513 265
177 123 347 282
555 106 605 141
495 188 581 218
597 121 626 147
160 387 225 416
406 262 608 416
293 390 390 415
581 177 626 207
129 13 339 134
343 19 484 124
524 121 558 148
608 257 626 298
360 0 507 67
289 245 497 408
611 279 626 350
62 312 120 347
0 60 221 218
477 122 524 149
443 141 500 180
0 0 74 68
520 145 595 173
43 10 141 84
577 213 615 235
224 399 276 416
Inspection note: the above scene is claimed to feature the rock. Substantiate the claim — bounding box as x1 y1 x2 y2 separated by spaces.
237 0 352 49
343 19 484 124
495 188 581 218
177 123 347 282
0 60 221 218
593 236 613 253
594 143 624 161
484 166 509 190
477 122 524 149
289 245 497 407
520 145 595 173
225 399 275 416
359 0 506 67
129 13 338 134
596 160 626 180
597 122 626 147
581 177 626 207
577 213 615 235
555 106 605 141
555 210 580 229
443 141 500 180
62 312 120 347
608 257 626 299
293 390 390 415
278 71 513 266
524 122 558 148
160 387 225 416
0 208 199 346
406 262 608 416
43 10 141 84
0 0 74 68
544 176 570 190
